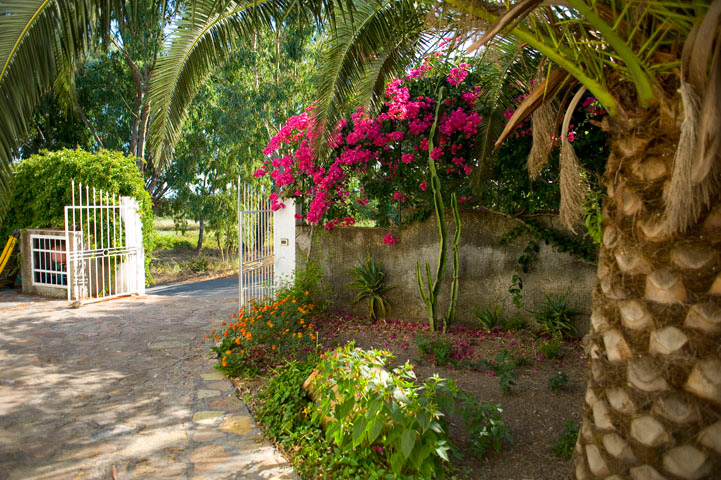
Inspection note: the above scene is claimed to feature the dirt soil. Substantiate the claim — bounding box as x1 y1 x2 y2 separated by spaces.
237 312 587 480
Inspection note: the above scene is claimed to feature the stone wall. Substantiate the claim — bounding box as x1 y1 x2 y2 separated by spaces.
297 210 597 333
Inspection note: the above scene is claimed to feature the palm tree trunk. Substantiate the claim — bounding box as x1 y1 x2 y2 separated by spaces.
575 101 721 478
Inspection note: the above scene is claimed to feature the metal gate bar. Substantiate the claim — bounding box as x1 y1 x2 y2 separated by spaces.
238 180 274 311
64 181 143 304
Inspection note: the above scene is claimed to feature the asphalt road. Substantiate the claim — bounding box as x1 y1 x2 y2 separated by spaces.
146 275 238 298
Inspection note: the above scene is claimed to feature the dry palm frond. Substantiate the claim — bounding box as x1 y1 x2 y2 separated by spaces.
559 87 590 232
494 67 571 150
527 58 558 179
662 0 721 233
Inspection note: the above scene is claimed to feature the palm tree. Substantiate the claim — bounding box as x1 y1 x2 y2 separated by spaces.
440 1 721 478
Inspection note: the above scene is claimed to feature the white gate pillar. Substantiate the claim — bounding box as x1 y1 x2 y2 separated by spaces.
273 198 296 289
120 196 145 295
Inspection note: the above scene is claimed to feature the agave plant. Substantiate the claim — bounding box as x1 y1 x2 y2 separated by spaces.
347 256 395 321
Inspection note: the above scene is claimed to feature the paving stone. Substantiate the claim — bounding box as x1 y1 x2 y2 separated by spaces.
190 444 230 473
200 371 226 381
192 410 225 424
192 427 226 443
208 395 243 410
219 414 253 435
205 380 233 391
197 389 221 399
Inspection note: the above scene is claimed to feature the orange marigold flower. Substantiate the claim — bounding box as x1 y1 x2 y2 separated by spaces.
305 291 309 295
215 336 219 341
222 321 227 326
292 299 297 304
298 332 302 339
271 345 277 350
241 350 245 354
235 337 241 344
205 334 209 338
232 313 236 318
226 350 231 355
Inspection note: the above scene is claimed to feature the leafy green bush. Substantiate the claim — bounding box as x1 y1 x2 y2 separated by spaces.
478 350 518 394
548 372 569 392
347 255 395 320
472 304 503 330
531 294 581 338
462 401 512 459
308 344 510 478
552 421 579 459
154 235 193 251
184 255 209 273
2 149 155 282
500 314 529 332
416 334 453 366
537 335 563 360
208 265 326 377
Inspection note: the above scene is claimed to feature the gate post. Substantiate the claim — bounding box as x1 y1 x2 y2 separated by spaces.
120 196 145 295
273 198 296 289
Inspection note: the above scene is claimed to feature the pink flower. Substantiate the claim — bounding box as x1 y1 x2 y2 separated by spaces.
383 230 399 245
447 63 469 86
401 153 416 164
253 168 266 177
419 181 427 191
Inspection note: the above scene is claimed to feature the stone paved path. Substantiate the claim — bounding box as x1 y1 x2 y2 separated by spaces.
0 291 297 480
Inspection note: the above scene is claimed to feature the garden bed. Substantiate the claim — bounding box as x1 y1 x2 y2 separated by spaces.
222 309 586 479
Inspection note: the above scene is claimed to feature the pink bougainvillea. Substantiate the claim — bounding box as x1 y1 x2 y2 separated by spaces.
260 57 484 233
383 230 399 245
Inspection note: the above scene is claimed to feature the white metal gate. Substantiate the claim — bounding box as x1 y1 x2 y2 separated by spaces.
64 181 145 304
238 181 274 311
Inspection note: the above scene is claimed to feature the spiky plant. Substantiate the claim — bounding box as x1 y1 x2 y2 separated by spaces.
347 255 395 320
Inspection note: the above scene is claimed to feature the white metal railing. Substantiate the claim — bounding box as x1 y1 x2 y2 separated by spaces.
238 181 274 311
64 181 144 304
30 234 67 287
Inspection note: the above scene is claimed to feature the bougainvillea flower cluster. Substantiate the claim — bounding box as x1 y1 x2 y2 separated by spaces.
256 57 485 230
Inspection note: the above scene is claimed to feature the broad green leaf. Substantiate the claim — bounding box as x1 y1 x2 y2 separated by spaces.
367 417 385 444
400 429 416 458
352 417 367 448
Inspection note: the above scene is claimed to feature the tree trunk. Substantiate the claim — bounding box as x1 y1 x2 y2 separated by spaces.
575 101 721 478
196 215 205 254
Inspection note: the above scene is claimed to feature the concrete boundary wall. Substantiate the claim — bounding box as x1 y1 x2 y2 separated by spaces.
297 210 597 332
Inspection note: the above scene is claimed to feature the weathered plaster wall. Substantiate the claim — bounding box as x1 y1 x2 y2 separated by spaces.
297 210 597 333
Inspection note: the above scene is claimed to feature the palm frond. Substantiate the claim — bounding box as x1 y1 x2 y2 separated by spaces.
149 0 286 171
313 0 429 154
469 37 539 193
0 0 116 222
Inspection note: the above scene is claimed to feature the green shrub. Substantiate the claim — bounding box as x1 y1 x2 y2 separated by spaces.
531 294 581 338
500 314 529 332
309 344 510 478
347 255 395 320
548 372 569 392
478 350 518 394
255 345 511 478
552 421 579 459
208 266 324 377
185 255 210 273
416 333 453 366
472 304 503 330
462 401 512 459
1 149 155 282
538 335 563 360
154 235 193 251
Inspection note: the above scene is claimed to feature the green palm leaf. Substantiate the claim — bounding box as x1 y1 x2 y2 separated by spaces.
313 0 430 154
149 0 285 171
0 0 116 221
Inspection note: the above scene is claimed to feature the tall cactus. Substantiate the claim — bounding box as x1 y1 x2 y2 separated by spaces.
417 87 462 333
